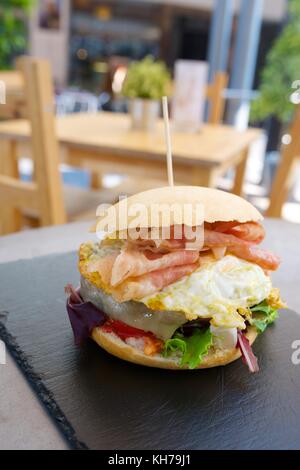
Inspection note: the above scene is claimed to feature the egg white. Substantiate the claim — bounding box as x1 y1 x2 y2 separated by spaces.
141 255 272 329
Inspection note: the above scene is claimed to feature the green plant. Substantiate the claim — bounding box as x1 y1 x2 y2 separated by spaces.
251 0 300 124
122 56 171 100
0 0 35 70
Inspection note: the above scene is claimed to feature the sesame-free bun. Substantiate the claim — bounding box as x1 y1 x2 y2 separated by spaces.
91 325 257 370
92 186 262 234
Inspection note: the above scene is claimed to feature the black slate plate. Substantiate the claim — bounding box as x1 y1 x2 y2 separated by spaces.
0 251 300 450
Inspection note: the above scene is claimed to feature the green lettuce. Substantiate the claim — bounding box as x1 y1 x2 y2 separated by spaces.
163 327 212 369
250 300 278 333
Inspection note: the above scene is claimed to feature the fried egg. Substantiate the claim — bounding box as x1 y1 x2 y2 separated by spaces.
141 255 272 329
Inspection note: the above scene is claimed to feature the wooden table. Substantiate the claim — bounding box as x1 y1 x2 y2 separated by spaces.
0 112 263 194
0 218 299 449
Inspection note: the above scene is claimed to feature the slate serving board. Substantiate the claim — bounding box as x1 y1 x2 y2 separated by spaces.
0 251 300 450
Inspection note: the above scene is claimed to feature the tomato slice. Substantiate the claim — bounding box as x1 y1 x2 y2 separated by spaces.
101 319 155 341
101 319 164 355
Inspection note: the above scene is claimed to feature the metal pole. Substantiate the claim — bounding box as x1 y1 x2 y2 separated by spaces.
227 0 264 127
207 0 234 83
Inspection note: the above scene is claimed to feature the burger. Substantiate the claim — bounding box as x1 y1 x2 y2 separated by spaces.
66 186 284 372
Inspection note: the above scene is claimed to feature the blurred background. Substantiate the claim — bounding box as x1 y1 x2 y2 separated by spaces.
1 0 300 235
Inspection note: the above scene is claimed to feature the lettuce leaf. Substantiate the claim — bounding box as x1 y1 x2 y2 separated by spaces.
237 330 259 373
65 284 107 346
163 327 212 369
163 337 187 355
250 300 278 333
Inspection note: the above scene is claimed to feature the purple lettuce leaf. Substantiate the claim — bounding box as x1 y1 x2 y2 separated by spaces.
65 284 107 346
237 330 259 373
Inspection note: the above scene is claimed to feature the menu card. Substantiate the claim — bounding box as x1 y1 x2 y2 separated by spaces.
172 60 208 132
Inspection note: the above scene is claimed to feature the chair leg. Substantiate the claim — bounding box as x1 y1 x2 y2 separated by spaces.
90 170 103 189
22 214 40 229
232 147 248 196
267 106 300 217
0 140 22 235
267 147 298 218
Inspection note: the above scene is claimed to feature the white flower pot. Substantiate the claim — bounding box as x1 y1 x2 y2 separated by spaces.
129 98 160 131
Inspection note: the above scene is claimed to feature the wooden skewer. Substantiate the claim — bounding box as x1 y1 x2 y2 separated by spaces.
162 96 174 187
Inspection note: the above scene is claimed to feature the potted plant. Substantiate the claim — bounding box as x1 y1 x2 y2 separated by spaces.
251 0 300 131
0 0 34 70
122 56 171 131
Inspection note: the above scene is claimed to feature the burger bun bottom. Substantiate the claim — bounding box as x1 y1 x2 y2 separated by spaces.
91 326 257 370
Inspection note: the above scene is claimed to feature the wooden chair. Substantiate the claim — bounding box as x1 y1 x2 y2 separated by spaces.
206 71 228 124
0 70 26 120
0 57 121 235
267 105 300 218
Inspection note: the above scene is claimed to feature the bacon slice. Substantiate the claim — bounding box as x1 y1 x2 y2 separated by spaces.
111 246 199 286
227 222 265 244
112 263 198 302
229 244 281 271
90 221 278 298
131 238 186 252
126 225 204 252
204 229 248 248
203 222 278 270
154 238 187 251
209 221 240 232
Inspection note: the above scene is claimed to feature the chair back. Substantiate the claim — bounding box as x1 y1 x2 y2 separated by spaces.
206 72 228 124
0 70 27 119
0 57 66 234
267 105 300 217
